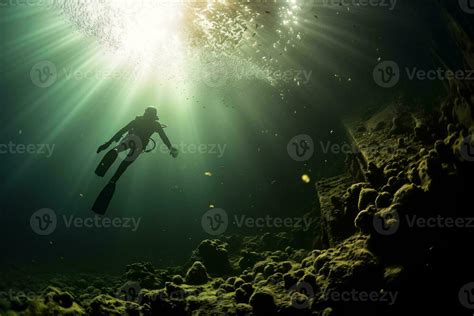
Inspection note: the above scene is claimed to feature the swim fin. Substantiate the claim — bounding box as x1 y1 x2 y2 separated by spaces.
95 150 118 177
92 182 116 215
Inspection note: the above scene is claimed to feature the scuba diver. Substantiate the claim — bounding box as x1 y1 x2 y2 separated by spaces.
92 107 178 215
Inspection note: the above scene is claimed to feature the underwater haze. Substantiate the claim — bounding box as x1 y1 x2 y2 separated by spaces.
1 0 474 315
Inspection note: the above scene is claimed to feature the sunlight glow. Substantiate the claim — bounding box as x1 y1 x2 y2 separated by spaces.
99 0 184 61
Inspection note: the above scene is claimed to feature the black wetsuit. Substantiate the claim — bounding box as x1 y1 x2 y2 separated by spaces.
103 116 173 183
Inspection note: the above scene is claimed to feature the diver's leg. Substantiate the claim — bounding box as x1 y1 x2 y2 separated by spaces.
110 147 141 183
95 140 131 177
109 139 143 183
110 159 136 183
95 149 119 177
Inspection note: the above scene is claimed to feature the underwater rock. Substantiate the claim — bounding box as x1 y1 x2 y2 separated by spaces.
397 137 406 148
9 293 31 312
345 183 371 207
0 298 10 313
165 282 184 297
330 195 344 212
354 205 377 234
116 281 142 303
393 183 423 205
88 294 142 316
236 303 253 315
239 250 265 270
390 114 413 135
172 275 185 285
357 188 378 211
185 261 209 285
416 154 443 191
211 278 224 289
357 125 367 133
317 175 357 248
124 262 161 289
249 288 276 315
235 287 250 304
18 286 87 315
375 192 392 208
414 122 431 142
365 162 385 188
283 272 298 290
140 289 186 315
317 236 383 291
434 140 452 161
373 121 386 131
195 239 233 276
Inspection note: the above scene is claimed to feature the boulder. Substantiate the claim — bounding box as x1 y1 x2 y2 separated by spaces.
185 261 209 285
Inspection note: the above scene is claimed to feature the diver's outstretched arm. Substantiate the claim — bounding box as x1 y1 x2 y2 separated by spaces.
97 121 134 153
156 124 178 158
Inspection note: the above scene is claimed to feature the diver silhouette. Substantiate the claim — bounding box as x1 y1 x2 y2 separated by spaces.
92 107 178 215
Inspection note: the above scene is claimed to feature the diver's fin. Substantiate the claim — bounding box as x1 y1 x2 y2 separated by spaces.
95 150 118 177
92 182 116 215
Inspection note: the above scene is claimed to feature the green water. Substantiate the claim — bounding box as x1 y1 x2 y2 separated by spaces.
0 0 461 272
